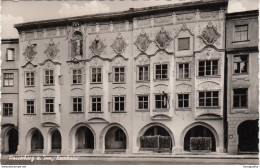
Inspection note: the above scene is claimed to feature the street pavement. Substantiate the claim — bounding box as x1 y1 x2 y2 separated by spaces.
1 154 259 165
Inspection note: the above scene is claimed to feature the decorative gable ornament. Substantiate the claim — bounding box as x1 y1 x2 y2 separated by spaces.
111 33 127 54
44 39 59 60
23 42 37 61
199 22 220 45
90 34 106 56
134 30 151 52
155 27 172 49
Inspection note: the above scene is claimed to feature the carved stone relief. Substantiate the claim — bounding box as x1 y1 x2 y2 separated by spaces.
200 12 218 20
99 24 110 33
43 88 55 97
23 42 37 61
136 55 149 65
89 34 106 56
71 88 84 97
24 90 36 99
90 87 103 95
111 33 127 55
134 30 151 52
198 47 222 60
154 16 172 26
113 87 126 95
42 114 56 123
155 27 172 49
154 84 168 93
136 85 150 94
176 13 195 22
137 19 151 28
198 22 220 45
176 84 192 93
112 56 126 66
113 23 125 32
44 39 60 60
198 81 220 90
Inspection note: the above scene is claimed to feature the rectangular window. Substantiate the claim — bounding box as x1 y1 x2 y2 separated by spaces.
234 55 248 74
138 96 149 110
91 68 102 83
198 60 218 76
6 48 15 61
91 97 102 112
114 96 125 112
233 88 247 108
199 91 219 107
44 70 54 85
178 63 189 78
138 66 149 81
26 100 35 114
3 73 14 87
178 37 190 51
155 94 168 109
3 103 13 116
114 67 125 83
178 94 189 108
115 129 125 141
234 25 248 42
72 97 83 112
25 72 35 86
72 69 82 84
45 98 54 113
155 64 168 79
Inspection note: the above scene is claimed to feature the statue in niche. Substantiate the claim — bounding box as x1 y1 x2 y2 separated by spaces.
71 31 83 58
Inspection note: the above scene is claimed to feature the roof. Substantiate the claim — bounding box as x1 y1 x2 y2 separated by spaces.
14 0 228 31
227 10 259 20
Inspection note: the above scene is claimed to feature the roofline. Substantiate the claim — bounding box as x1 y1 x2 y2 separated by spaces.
1 39 19 44
14 0 228 31
227 10 259 20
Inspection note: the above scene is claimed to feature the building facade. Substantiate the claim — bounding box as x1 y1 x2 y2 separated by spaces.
1 39 19 154
5 0 259 155
226 10 259 154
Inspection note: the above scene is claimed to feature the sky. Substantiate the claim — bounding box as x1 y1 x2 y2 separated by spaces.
1 0 259 39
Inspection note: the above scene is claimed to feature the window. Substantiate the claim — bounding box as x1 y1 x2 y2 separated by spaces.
114 96 125 112
3 73 14 87
45 98 54 113
155 94 168 109
6 48 15 61
3 103 13 116
234 25 248 42
234 55 248 74
138 96 149 110
178 63 189 78
178 94 189 108
91 97 102 112
25 72 35 86
26 100 35 114
138 66 149 81
114 67 125 83
72 69 82 84
199 91 219 107
178 37 190 51
72 97 83 112
233 88 247 108
155 64 168 79
198 60 218 76
91 68 102 83
115 129 126 141
44 70 54 85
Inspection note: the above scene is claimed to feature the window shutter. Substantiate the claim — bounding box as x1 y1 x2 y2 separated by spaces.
108 72 112 82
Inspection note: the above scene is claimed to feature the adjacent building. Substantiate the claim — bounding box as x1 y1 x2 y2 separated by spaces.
226 10 259 154
1 39 19 154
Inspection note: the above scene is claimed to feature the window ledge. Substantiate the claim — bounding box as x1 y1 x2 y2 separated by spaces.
196 75 221 79
112 111 127 113
153 109 169 112
176 78 191 81
113 82 126 84
196 107 220 109
136 80 150 83
90 82 102 84
43 84 55 87
70 112 84 114
71 83 83 86
25 86 35 88
6 60 15 62
2 116 13 117
24 113 36 115
135 109 150 112
89 111 104 113
3 86 14 87
232 107 248 110
42 112 56 115
232 40 250 44
153 79 169 82
175 108 191 111
233 73 249 76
